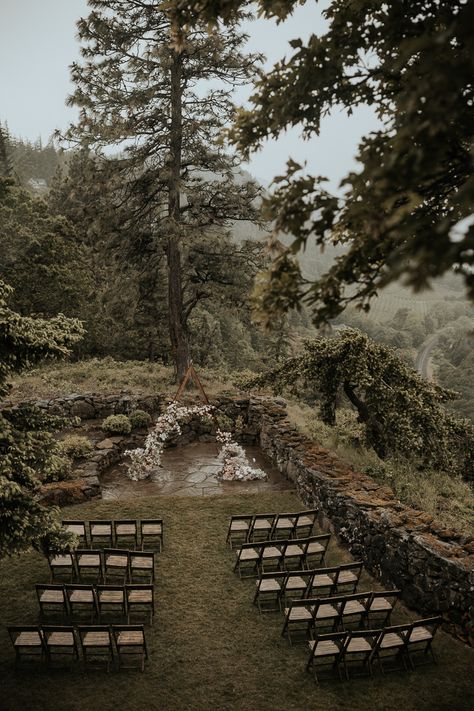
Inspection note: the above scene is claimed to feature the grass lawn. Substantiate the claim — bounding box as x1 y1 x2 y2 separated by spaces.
1 490 473 711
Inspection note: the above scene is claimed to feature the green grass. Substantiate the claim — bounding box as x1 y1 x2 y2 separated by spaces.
7 358 239 402
1 491 473 711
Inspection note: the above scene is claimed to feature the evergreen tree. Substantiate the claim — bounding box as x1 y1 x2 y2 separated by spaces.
66 0 262 379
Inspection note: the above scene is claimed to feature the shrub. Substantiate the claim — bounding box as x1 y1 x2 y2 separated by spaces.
102 414 132 434
129 409 152 429
58 434 93 459
42 454 73 483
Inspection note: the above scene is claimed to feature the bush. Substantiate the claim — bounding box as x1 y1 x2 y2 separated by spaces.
102 414 132 434
129 409 152 429
58 434 93 459
42 454 73 483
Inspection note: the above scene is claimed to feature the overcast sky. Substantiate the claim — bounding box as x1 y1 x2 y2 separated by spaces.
0 0 378 188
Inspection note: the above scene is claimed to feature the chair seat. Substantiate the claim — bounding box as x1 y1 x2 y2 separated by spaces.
230 521 249 531
116 631 144 646
309 639 340 657
380 633 405 649
128 590 153 603
91 525 111 536
369 598 392 612
51 555 72 567
338 571 357 583
312 574 333 588
276 518 294 529
106 555 128 567
99 591 124 603
315 604 338 620
343 601 367 616
82 632 110 647
408 627 432 643
46 632 75 646
286 606 313 621
285 545 304 557
70 590 94 603
142 524 162 534
116 525 136 535
307 542 324 554
77 555 100 566
14 632 42 647
40 591 64 603
347 638 372 653
261 546 282 559
257 579 281 592
238 549 259 561
286 576 307 590
253 520 272 530
65 525 85 535
131 558 153 568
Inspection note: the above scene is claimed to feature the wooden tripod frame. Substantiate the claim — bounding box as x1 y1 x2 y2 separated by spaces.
174 362 210 404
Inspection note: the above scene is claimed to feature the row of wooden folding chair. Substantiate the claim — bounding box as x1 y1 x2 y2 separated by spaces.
254 562 363 612
282 589 401 644
226 509 318 548
234 534 331 578
8 624 148 672
306 617 442 683
48 549 155 584
36 583 154 625
62 519 163 551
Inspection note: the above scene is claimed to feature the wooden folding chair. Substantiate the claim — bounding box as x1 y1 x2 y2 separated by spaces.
42 625 79 667
281 537 309 570
333 562 363 595
370 623 411 674
259 539 286 573
338 591 372 630
272 512 297 540
366 589 400 628
254 571 287 613
234 542 262 578
77 625 114 671
226 514 254 548
294 509 318 538
48 552 75 583
280 569 315 607
90 520 113 547
405 617 442 668
340 629 380 679
114 520 139 550
74 549 103 583
247 513 276 543
112 624 148 672
62 520 88 547
140 519 163 551
103 548 130 583
36 584 68 621
126 584 155 625
8 626 45 668
129 550 155 583
306 631 347 683
65 584 98 622
303 534 331 569
96 585 127 622
311 595 342 636
282 598 316 645
305 566 339 598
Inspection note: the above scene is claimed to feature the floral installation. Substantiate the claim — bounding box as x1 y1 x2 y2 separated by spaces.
215 429 267 482
125 402 266 482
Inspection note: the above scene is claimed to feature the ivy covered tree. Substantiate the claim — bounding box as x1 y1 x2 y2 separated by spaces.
246 328 474 479
65 0 262 379
0 273 84 558
172 0 474 325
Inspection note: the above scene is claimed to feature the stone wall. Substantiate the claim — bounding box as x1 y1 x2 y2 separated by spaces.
251 402 474 644
2 392 161 420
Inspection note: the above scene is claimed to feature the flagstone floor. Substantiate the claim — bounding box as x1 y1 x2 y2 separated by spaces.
100 440 294 500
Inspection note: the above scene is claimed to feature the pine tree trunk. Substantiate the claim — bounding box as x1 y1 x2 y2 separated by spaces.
167 40 190 383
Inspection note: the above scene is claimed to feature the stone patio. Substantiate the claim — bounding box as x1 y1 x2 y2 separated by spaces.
100 440 294 500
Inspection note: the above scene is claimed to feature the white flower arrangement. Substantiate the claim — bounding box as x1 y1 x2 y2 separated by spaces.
125 402 267 482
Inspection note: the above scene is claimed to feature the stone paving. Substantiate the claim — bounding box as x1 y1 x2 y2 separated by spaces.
99 440 294 500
